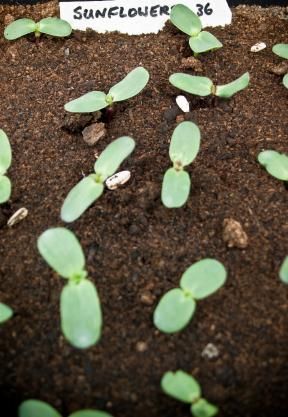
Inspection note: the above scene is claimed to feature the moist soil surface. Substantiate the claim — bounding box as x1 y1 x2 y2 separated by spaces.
0 3 288 417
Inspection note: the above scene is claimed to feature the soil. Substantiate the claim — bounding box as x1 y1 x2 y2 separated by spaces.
0 2 288 417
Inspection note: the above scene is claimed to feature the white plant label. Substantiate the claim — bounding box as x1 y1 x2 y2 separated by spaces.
60 0 232 35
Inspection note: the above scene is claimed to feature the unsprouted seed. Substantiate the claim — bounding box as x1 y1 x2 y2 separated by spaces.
0 129 12 204
154 259 227 333
61 136 135 222
161 370 218 417
170 4 222 55
258 150 288 181
37 228 102 349
4 17 72 40
161 121 200 208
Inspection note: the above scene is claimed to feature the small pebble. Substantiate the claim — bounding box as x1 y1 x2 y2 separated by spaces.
82 122 106 146
222 218 248 249
136 341 148 352
181 56 203 72
269 61 288 75
7 208 28 227
176 95 190 113
250 42 266 52
201 343 219 359
140 291 155 305
105 171 131 190
64 48 70 57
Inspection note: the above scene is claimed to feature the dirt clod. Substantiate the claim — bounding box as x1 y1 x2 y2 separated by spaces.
82 122 106 146
222 218 249 249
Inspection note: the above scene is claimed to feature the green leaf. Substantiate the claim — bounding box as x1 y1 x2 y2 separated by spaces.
0 129 12 174
272 44 288 60
258 150 288 181
65 91 108 113
4 18 36 40
216 72 250 98
0 303 13 323
169 74 213 97
94 136 135 180
37 228 86 279
161 168 191 208
69 410 113 417
191 399 219 417
161 370 201 403
169 121 201 166
170 4 202 37
279 256 288 284
39 17 72 37
0 175 11 203
283 73 288 89
61 176 104 223
61 279 102 349
108 67 149 102
18 400 62 417
180 259 227 300
189 31 222 54
153 288 195 333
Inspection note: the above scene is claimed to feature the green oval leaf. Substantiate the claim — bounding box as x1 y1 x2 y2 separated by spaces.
108 67 149 102
61 280 102 349
169 73 213 97
0 303 13 324
37 228 86 279
65 91 108 113
189 31 222 54
61 176 104 223
257 150 280 166
272 43 288 60
161 168 191 208
0 175 11 204
216 72 250 99
180 259 227 300
4 18 36 40
161 370 201 403
279 256 288 284
191 398 219 417
0 129 12 174
94 136 135 180
18 400 62 417
170 4 201 36
170 121 201 166
153 288 195 333
283 73 288 89
39 17 72 37
69 410 113 417
258 150 288 181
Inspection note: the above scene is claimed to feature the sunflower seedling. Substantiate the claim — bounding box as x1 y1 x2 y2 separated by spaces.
170 4 222 55
0 302 13 324
61 136 135 222
64 67 149 116
170 72 250 99
280 257 288 284
0 129 12 204
38 227 102 349
272 44 288 89
18 399 113 417
162 121 200 208
153 259 227 333
4 17 72 40
258 150 288 182
161 370 218 417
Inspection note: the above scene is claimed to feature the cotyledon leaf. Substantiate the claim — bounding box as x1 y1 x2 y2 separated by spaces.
0 129 12 174
189 31 222 54
169 73 213 97
215 72 250 98
39 17 72 37
64 91 108 113
108 67 149 102
0 176 11 203
161 370 201 403
4 18 36 40
169 121 201 167
161 168 191 208
18 399 62 417
69 410 114 417
170 4 202 37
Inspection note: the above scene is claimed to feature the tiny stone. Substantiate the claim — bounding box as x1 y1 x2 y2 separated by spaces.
64 48 70 57
136 341 148 352
201 343 219 359
180 56 203 72
105 171 131 190
82 122 106 146
269 61 288 75
140 291 155 305
7 208 28 227
250 42 266 52
222 218 248 249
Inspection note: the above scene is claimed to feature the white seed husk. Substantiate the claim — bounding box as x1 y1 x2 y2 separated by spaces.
250 42 266 52
7 207 28 227
176 95 190 113
105 171 131 190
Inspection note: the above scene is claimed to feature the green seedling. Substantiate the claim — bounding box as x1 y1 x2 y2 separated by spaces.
0 302 13 324
38 228 102 349
258 150 288 181
0 129 12 204
4 17 72 40
153 259 226 333
170 4 222 55
18 399 113 417
272 43 288 88
162 121 200 208
64 67 149 114
279 256 288 284
61 136 135 222
170 72 250 99
161 370 218 417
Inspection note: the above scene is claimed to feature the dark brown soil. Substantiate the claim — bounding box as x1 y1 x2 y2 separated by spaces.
0 3 288 417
